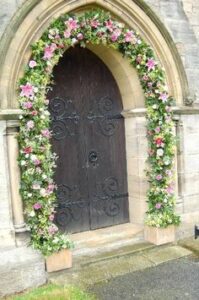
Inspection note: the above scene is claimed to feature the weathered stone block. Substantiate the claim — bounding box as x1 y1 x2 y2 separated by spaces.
0 247 46 297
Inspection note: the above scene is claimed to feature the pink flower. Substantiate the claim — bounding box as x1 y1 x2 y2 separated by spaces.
155 127 161 133
110 29 121 42
41 129 51 138
159 93 168 102
156 174 163 181
49 214 55 221
29 60 37 68
125 30 134 42
20 83 34 98
165 106 172 113
105 20 114 32
33 159 41 166
77 33 84 40
47 184 55 193
64 30 71 38
23 101 33 109
142 74 149 81
31 111 38 116
166 185 175 194
165 170 172 177
26 120 34 130
23 146 32 154
33 202 42 210
148 148 154 156
155 203 162 209
43 43 57 60
48 224 58 235
155 137 164 146
90 19 100 28
146 58 156 71
65 18 78 31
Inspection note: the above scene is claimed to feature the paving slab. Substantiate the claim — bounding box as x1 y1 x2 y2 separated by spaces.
49 244 192 288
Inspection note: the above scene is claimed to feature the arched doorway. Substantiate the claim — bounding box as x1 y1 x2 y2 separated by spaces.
48 46 129 233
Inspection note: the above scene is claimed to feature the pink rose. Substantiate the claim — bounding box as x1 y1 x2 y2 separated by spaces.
49 214 55 221
64 30 71 38
23 101 33 109
33 202 42 210
48 224 58 235
155 203 162 209
26 120 34 130
41 129 51 138
156 174 163 181
23 146 32 154
77 33 84 40
110 29 121 42
159 93 168 102
125 30 134 42
90 19 100 28
29 60 37 68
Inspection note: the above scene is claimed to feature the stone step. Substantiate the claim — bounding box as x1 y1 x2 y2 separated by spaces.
71 223 144 257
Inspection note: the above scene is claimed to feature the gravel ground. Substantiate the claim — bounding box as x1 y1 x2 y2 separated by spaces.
89 256 199 300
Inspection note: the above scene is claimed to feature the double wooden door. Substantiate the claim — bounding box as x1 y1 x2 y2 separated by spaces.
48 46 129 233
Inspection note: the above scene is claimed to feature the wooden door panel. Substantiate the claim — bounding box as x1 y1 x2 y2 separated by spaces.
48 46 129 233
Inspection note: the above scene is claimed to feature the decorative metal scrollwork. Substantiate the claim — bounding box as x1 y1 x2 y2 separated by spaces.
49 97 79 140
87 96 122 137
55 184 88 228
93 176 128 217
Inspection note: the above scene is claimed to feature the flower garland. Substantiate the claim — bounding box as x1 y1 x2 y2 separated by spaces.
18 9 180 256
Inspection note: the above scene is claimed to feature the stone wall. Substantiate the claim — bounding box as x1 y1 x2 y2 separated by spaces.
145 0 199 104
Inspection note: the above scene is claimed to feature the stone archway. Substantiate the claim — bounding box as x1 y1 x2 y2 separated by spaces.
0 0 186 246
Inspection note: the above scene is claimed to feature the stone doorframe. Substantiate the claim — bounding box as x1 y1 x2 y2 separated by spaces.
0 0 186 245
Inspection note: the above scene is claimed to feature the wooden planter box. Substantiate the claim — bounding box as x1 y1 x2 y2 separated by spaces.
144 225 175 245
45 249 72 272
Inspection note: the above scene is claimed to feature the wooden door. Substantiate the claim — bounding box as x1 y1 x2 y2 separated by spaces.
48 46 129 233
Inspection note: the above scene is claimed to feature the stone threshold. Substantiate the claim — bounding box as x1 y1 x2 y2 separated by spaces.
71 223 144 258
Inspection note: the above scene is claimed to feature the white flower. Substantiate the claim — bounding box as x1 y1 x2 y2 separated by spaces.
42 174 47 179
157 149 164 156
31 155 37 161
29 210 36 217
28 193 32 197
40 188 47 196
21 160 26 166
152 104 158 109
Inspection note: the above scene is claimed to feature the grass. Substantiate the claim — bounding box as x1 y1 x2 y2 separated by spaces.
6 284 96 300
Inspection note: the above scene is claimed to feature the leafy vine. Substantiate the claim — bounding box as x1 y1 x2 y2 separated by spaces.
18 9 180 256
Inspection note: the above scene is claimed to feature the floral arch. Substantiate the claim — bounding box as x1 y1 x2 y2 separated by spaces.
18 9 180 256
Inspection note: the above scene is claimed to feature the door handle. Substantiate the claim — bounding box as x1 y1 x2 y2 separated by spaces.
89 151 98 163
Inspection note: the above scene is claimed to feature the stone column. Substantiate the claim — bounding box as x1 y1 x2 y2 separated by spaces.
122 109 148 224
6 120 26 233
0 120 15 247
173 115 184 214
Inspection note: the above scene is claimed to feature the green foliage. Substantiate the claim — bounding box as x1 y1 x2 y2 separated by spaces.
18 8 180 257
8 284 96 300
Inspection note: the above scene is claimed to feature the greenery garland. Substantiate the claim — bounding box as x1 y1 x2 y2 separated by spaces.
18 9 180 256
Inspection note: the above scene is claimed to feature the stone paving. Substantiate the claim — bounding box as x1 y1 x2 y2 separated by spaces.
89 256 199 300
